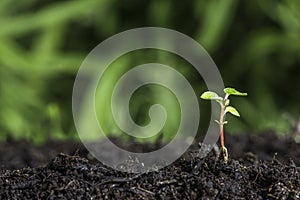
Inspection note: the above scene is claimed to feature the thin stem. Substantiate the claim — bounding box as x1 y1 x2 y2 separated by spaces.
219 100 228 163
219 104 225 148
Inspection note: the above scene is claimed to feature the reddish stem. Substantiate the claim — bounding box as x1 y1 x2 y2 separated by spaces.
220 124 225 148
219 104 225 148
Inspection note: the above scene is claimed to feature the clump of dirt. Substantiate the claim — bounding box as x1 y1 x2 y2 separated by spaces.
0 131 299 199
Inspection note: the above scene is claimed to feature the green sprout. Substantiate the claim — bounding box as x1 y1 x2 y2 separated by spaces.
200 87 247 163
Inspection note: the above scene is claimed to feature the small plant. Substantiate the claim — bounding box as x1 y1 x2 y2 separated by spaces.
200 87 247 163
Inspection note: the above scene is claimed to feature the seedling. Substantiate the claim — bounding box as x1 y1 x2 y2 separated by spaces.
200 87 247 163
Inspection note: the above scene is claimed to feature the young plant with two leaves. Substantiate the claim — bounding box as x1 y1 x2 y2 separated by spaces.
201 87 247 163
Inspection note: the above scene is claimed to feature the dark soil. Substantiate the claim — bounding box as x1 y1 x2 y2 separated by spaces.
0 131 299 199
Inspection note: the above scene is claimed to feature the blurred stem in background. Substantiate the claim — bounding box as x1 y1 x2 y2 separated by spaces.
0 0 299 142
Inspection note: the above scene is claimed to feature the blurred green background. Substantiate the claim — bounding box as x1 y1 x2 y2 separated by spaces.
0 0 299 143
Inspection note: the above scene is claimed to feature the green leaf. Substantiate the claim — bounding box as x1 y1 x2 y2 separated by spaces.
224 87 247 96
200 91 223 100
225 99 230 106
225 106 240 117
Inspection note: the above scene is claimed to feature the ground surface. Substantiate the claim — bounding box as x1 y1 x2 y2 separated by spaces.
0 131 299 199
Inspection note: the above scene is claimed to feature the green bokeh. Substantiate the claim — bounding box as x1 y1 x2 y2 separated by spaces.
0 0 299 142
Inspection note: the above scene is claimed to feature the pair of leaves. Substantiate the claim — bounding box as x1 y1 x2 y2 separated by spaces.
200 87 247 100
200 87 247 117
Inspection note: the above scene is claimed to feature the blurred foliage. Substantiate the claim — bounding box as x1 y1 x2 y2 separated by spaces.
0 0 300 142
